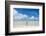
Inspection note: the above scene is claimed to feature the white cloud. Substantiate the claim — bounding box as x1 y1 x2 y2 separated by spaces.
29 16 39 20
30 16 35 19
13 9 38 20
13 9 28 20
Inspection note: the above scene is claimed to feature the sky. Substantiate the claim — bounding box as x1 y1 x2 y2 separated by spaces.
13 8 39 21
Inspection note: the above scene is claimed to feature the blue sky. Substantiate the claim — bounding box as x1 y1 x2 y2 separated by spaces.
13 8 39 21
14 8 39 17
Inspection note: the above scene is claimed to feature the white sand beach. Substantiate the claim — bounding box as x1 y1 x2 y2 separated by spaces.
13 21 39 28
